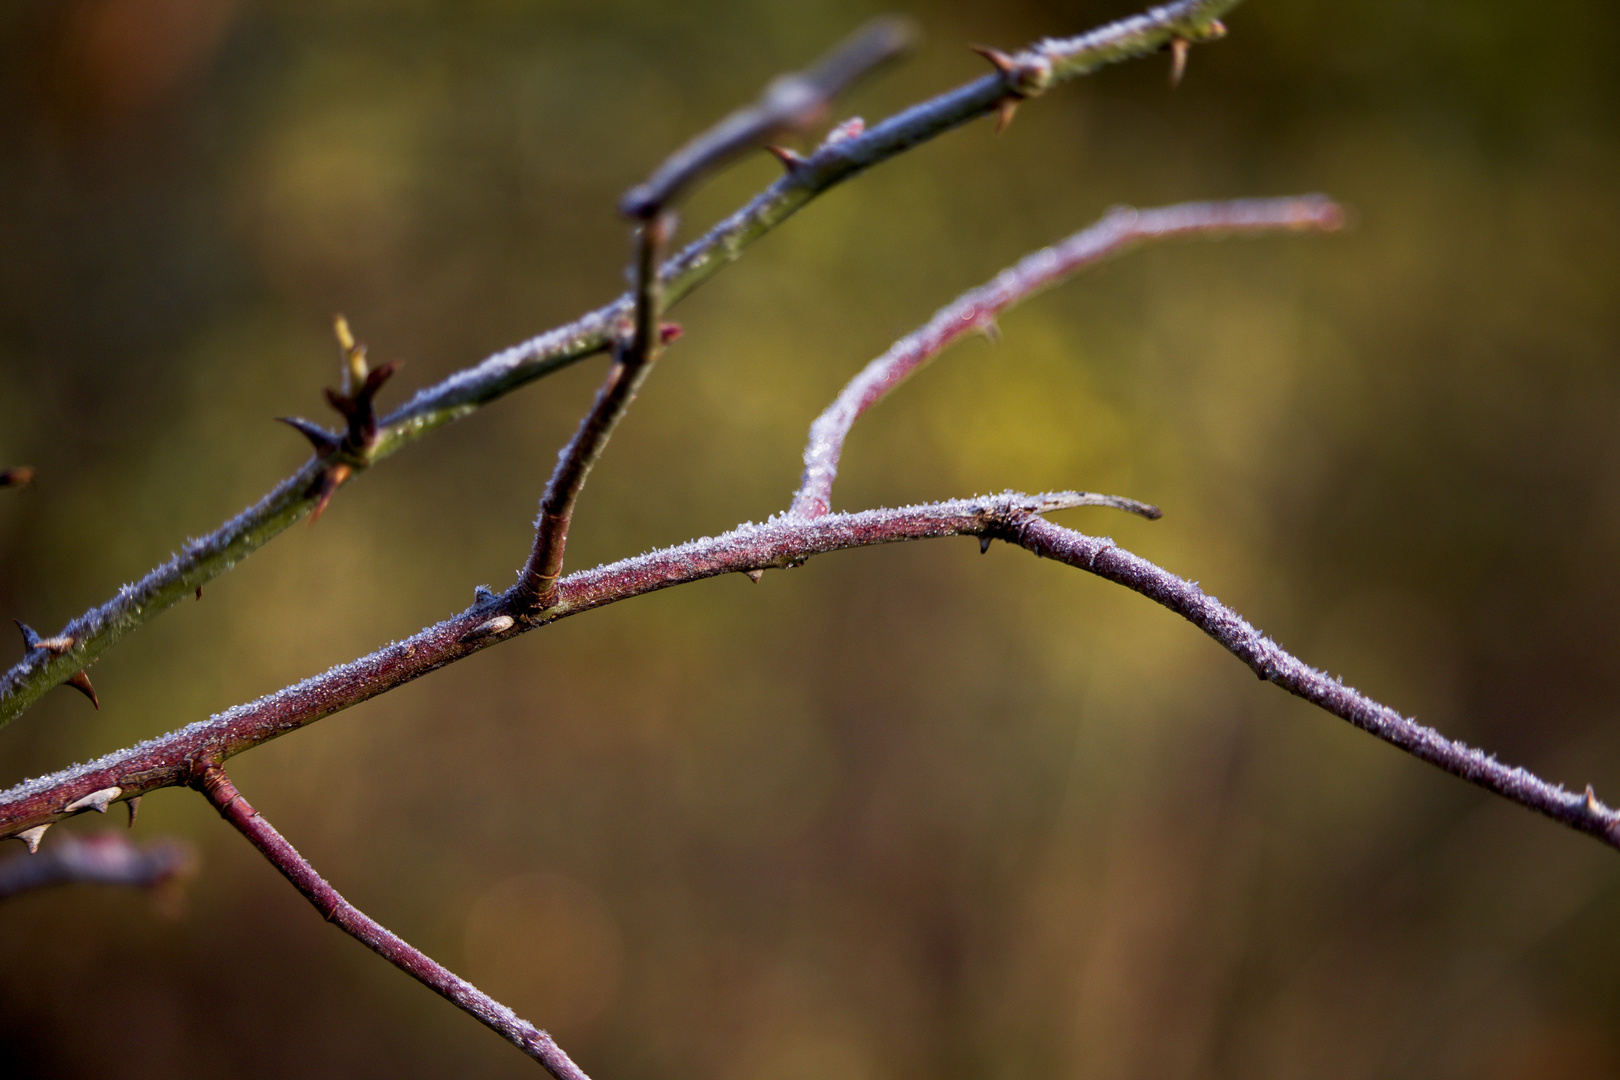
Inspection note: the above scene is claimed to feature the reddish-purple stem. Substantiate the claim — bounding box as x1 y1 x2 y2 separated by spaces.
194 767 592 1078
6 489 1617 854
791 196 1343 519
516 216 671 609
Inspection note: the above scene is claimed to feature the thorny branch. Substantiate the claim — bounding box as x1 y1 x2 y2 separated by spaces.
0 191 1325 844
10 0 1614 1069
0 0 1241 728
194 767 592 1080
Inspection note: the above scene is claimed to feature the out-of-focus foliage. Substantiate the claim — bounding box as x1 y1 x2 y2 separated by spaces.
2 1 1619 1077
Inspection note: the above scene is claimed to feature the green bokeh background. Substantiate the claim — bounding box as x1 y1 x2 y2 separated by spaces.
3 1 1619 1077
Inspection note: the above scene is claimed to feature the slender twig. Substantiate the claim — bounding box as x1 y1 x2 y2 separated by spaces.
515 215 673 609
791 195 1344 519
0 0 1240 729
193 766 592 1078
0 831 193 900
998 514 1620 847
620 17 913 218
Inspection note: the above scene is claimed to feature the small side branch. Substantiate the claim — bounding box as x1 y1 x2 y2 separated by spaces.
192 766 592 1078
0 831 194 900
514 215 674 610
791 195 1343 519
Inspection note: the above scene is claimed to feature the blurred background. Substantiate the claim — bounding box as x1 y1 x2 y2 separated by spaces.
2 0 1618 1076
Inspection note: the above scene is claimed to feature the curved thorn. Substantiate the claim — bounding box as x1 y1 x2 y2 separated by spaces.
277 416 340 455
65 670 99 709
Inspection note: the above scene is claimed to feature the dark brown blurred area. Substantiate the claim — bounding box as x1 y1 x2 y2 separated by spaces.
2 0 1619 1076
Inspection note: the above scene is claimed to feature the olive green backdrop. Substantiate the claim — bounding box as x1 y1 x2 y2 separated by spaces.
2 1 1618 1077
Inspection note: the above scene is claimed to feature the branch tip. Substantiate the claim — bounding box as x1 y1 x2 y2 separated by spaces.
333 313 368 392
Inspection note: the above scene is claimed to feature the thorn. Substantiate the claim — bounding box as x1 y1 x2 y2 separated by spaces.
195 586 203 601
127 795 142 828
980 320 1001 345
979 535 992 554
16 621 75 656
1586 784 1603 815
17 824 48 854
474 585 498 604
360 360 399 397
64 786 122 815
14 620 39 650
970 45 1017 76
764 145 806 173
306 463 352 525
462 614 515 642
993 98 1019 136
65 669 99 709
659 322 683 345
0 466 35 488
1169 37 1190 88
744 569 765 583
276 416 340 455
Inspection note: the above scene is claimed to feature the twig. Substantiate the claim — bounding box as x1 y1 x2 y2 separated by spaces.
619 17 914 218
999 514 1620 847
790 195 1344 520
515 214 673 610
0 831 193 900
0 0 1241 729
193 766 592 1078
